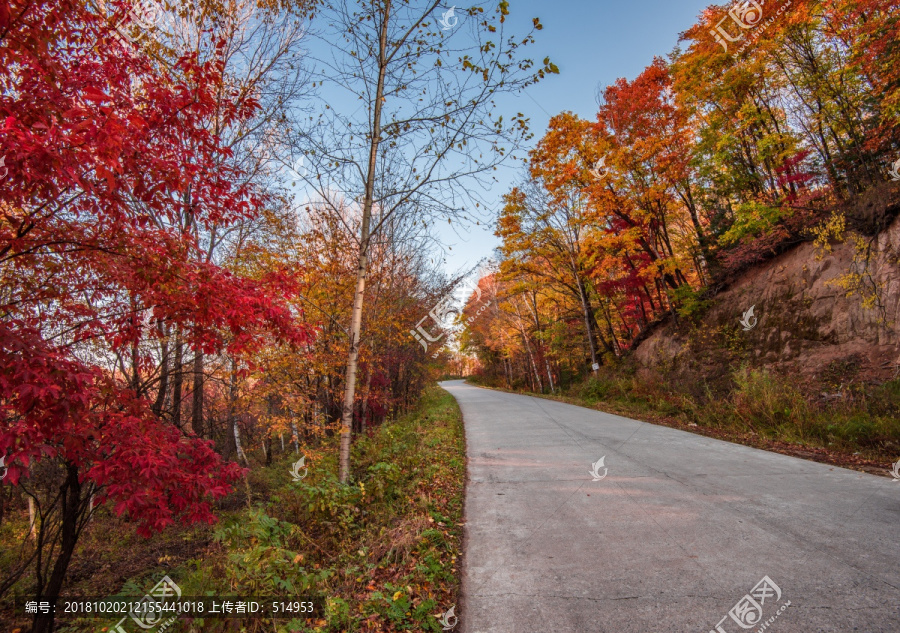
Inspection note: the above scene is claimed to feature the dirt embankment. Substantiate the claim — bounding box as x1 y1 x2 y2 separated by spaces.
635 194 900 387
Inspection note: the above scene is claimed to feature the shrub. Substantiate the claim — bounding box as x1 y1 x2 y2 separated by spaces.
730 367 810 434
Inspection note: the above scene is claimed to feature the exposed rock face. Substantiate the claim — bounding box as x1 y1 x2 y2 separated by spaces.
635 213 900 383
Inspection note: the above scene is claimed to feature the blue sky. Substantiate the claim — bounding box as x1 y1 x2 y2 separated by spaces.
435 0 714 275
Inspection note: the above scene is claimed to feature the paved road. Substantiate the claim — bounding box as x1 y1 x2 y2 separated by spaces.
440 380 900 633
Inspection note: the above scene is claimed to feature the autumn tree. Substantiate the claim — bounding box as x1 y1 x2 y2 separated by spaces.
468 0 900 388
0 2 310 629
296 0 554 481
497 178 613 372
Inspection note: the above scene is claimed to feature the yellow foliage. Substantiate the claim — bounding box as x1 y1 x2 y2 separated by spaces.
812 211 846 257
825 234 882 313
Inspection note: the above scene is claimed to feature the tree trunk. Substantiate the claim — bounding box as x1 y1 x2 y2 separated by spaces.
28 495 36 540
576 276 600 372
514 301 543 393
229 359 248 465
338 0 391 483
32 463 83 633
172 330 184 428
192 351 204 436
129 295 140 393
291 417 300 454
524 334 542 392
232 418 247 465
525 291 555 392
601 302 621 355
152 322 169 416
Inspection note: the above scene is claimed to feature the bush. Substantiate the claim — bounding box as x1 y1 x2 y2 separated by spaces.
672 284 714 321
213 507 332 595
536 363 900 460
730 367 810 434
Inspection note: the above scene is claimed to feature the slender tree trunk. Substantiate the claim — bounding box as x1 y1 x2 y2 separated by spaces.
514 301 543 393
28 496 36 540
152 322 169 416
192 351 204 436
338 0 391 483
601 302 620 355
339 238 370 481
526 338 542 392
525 291 555 392
576 276 600 372
32 464 83 633
172 330 184 428
232 416 247 464
229 359 248 465
130 339 140 393
683 187 707 255
129 296 140 393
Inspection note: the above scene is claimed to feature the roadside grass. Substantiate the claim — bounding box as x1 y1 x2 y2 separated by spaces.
157 385 465 632
2 386 465 633
469 363 900 474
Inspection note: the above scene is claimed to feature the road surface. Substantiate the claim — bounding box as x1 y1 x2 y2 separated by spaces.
440 380 900 633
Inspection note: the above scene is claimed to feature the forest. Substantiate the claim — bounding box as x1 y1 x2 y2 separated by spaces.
0 0 547 630
463 0 899 392
1 0 899 631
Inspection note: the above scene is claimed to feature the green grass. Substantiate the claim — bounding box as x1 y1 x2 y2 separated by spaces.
173 385 466 632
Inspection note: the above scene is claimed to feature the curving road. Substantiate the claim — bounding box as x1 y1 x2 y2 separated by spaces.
440 380 900 633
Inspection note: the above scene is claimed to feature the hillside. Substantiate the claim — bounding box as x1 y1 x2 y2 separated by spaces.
635 184 900 393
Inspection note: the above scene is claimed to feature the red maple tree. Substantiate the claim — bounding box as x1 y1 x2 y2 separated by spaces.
0 1 310 627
